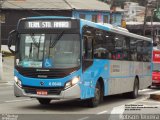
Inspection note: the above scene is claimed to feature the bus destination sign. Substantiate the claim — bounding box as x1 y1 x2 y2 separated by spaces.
25 21 71 29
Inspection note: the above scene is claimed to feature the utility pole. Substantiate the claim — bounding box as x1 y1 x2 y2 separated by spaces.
143 0 148 36
0 0 4 52
0 0 2 52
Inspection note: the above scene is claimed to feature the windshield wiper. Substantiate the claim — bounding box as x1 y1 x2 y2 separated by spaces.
29 43 33 59
50 31 65 48
30 34 40 48
29 34 42 60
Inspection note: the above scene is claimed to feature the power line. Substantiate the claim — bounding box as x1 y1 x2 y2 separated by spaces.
63 0 73 9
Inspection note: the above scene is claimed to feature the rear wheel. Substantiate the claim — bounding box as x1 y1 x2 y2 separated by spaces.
123 78 139 99
129 78 139 99
37 98 51 105
87 82 102 107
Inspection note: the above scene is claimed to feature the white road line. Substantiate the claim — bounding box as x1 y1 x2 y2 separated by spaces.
146 91 160 95
6 82 14 85
139 89 151 92
5 99 32 103
77 117 89 120
96 110 108 115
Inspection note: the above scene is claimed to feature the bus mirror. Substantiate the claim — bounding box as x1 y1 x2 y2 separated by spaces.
8 30 17 54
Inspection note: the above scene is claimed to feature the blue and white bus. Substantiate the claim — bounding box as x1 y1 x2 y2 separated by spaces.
8 16 152 107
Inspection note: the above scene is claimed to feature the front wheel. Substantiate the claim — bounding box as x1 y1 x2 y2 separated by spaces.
37 98 51 105
87 82 102 107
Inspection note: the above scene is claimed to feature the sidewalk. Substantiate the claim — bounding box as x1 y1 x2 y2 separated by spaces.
0 48 14 84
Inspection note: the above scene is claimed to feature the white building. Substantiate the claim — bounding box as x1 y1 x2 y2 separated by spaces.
124 2 145 22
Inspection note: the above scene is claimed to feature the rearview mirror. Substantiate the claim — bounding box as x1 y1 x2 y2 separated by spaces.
8 30 17 54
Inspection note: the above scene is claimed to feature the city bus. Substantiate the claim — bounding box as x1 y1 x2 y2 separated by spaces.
8 16 152 107
152 49 160 87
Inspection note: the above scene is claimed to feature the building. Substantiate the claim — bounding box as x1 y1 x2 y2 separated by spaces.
1 0 124 45
124 2 145 22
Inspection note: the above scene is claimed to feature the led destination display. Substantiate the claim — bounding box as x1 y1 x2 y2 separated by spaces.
25 21 71 29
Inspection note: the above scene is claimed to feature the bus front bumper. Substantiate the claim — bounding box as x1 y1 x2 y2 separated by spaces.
14 83 81 99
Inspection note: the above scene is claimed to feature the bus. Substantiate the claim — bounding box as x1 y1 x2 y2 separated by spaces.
152 49 160 87
8 16 152 107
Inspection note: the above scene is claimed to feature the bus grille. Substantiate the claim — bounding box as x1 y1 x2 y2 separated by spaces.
16 67 79 79
22 86 64 95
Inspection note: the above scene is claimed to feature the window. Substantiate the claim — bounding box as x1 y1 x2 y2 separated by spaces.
143 41 152 62
114 15 117 23
114 35 124 60
82 26 152 62
0 14 5 23
130 38 137 61
79 14 86 19
94 29 109 59
103 15 108 23
137 40 144 61
82 26 94 59
92 15 98 23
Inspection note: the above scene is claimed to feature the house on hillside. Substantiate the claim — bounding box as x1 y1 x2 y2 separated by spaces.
1 0 124 44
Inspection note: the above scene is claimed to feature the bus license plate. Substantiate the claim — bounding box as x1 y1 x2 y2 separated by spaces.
36 90 48 95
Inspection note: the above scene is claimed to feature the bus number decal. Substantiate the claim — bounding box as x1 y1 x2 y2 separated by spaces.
49 82 62 86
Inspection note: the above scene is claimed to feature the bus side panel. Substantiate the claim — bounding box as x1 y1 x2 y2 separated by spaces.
108 60 135 95
107 60 152 95
80 60 109 99
140 62 152 89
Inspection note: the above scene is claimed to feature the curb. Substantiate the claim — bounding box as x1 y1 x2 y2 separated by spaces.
150 94 160 101
2 50 14 57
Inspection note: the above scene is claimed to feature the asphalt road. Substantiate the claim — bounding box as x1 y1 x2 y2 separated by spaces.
0 84 160 115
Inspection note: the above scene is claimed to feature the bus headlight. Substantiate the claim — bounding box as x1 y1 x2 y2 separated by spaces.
71 77 80 86
64 77 80 90
14 76 22 88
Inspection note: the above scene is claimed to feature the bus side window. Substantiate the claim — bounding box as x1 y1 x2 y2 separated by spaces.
115 35 124 60
94 29 106 59
83 36 93 60
137 40 143 61
143 41 152 62
130 38 137 61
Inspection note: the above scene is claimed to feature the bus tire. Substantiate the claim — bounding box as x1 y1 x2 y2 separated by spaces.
87 82 101 107
37 98 51 105
129 78 139 99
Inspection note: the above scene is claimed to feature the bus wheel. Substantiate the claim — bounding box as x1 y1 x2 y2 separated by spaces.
88 82 101 107
37 98 51 105
130 78 139 99
123 78 139 99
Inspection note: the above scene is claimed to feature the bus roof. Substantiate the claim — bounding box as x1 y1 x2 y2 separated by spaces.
23 16 152 42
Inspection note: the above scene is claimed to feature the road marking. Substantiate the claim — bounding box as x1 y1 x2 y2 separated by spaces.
77 117 89 120
96 110 108 115
139 89 151 92
5 99 32 103
6 81 14 85
146 91 160 95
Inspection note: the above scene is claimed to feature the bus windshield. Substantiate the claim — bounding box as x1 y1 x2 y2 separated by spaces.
18 33 80 69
